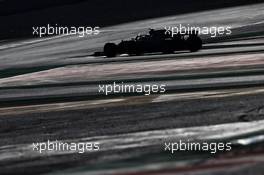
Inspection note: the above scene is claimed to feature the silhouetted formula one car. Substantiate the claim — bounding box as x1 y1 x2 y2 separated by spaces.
103 29 202 57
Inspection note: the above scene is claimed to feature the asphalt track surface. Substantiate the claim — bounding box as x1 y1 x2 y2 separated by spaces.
0 3 264 175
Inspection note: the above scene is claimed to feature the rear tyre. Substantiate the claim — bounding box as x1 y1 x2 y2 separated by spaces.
162 41 175 54
104 43 117 57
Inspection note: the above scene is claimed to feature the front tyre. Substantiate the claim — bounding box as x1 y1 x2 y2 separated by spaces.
187 36 202 52
104 43 117 57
